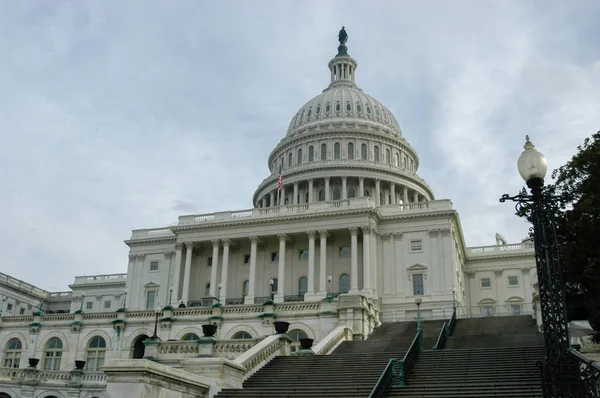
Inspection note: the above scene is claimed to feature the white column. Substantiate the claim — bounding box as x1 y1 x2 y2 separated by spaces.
280 186 285 205
308 179 314 203
270 191 275 207
134 254 145 309
261 197 266 208
375 179 381 205
403 186 409 204
181 242 194 304
209 239 220 297
349 227 359 293
318 230 328 297
244 236 259 304
275 234 287 303
359 177 364 197
390 183 396 204
307 230 316 297
393 233 404 295
171 244 183 305
126 254 136 308
414 191 419 203
342 176 347 200
325 177 330 201
293 182 299 205
362 226 372 294
220 239 231 301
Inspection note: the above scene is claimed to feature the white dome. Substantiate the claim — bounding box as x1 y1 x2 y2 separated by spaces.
286 85 403 137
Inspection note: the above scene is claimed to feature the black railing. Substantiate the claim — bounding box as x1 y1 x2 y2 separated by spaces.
368 358 397 398
447 308 457 335
397 329 422 386
433 321 448 350
225 298 244 305
567 347 600 396
186 300 203 308
284 295 305 302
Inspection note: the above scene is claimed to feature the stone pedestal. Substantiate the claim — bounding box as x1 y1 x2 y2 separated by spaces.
143 337 161 361
104 359 213 398
198 337 215 357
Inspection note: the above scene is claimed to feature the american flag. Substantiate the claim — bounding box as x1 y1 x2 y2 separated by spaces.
278 166 283 191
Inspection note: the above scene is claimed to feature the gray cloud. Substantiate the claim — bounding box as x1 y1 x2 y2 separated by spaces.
0 0 598 290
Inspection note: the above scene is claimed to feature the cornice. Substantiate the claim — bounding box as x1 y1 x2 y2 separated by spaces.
466 251 536 262
67 281 127 289
124 236 177 247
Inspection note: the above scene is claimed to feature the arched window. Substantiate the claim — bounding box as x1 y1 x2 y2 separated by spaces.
297 148 302 165
348 187 356 199
298 277 308 296
334 142 341 159
181 333 200 341
132 335 148 359
204 282 210 297
3 338 22 368
288 329 309 353
333 188 341 200
232 331 253 339
361 143 367 160
386 148 391 164
347 143 354 159
86 336 106 371
308 146 314 161
320 143 327 160
43 337 63 370
394 152 399 167
374 146 380 162
318 189 325 201
403 157 407 169
339 274 350 294
288 152 292 167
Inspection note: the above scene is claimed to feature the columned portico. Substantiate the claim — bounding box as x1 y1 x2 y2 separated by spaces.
274 233 287 303
244 236 259 304
349 227 359 293
362 226 372 296
181 242 194 304
220 239 231 301
209 239 220 297
171 243 183 305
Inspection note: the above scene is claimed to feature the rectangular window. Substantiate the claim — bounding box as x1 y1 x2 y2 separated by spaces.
207 256 213 267
508 276 519 286
244 254 251 264
19 308 25 315
6 303 13 311
339 246 350 258
150 261 159 271
104 301 111 309
299 250 309 261
412 273 424 295
410 239 422 252
146 291 156 310
480 278 491 288
271 252 279 262
86 302 93 310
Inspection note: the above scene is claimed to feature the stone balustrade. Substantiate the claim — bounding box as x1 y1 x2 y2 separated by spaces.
467 241 534 257
234 334 292 380
312 326 353 355
72 273 127 285
0 367 106 384
0 272 47 297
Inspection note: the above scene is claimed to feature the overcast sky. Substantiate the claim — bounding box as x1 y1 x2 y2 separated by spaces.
1 1 599 291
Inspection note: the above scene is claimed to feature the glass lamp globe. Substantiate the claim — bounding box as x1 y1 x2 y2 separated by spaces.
517 135 548 182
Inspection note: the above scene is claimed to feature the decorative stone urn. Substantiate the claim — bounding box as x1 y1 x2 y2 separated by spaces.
28 358 39 368
299 338 314 350
273 321 290 334
75 360 86 370
202 324 218 337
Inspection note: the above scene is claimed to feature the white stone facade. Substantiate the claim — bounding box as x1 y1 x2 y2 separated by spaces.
0 36 537 398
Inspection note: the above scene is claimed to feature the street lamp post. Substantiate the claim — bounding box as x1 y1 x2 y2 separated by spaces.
500 136 582 397
122 288 128 309
169 285 173 305
452 288 456 312
269 278 275 301
327 274 333 298
78 292 86 313
151 305 161 340
415 297 423 352
218 283 222 304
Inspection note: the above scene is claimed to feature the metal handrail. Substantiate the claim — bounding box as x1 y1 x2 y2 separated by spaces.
368 358 396 398
433 321 448 350
567 347 600 396
447 308 457 335
397 330 422 387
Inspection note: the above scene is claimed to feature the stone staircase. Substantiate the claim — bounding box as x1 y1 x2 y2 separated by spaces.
216 321 441 398
387 346 545 397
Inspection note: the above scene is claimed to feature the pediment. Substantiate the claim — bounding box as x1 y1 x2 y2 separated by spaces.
144 281 160 288
407 263 428 272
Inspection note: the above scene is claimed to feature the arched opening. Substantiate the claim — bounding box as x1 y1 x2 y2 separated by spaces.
320 143 327 160
288 152 292 167
318 189 325 201
181 333 200 341
297 148 302 165
242 280 249 297
348 187 356 199
298 277 308 296
361 143 367 160
288 329 309 353
0 393 13 398
333 188 341 200
334 142 341 159
232 331 253 339
347 143 354 159
86 336 107 371
374 146 380 162
43 337 63 370
308 146 314 161
3 338 22 368
386 148 391 164
132 334 149 359
204 282 211 297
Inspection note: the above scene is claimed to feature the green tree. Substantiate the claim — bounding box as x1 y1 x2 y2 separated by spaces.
546 131 600 332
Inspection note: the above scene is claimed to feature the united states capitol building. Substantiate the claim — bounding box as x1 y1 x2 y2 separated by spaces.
0 31 538 398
